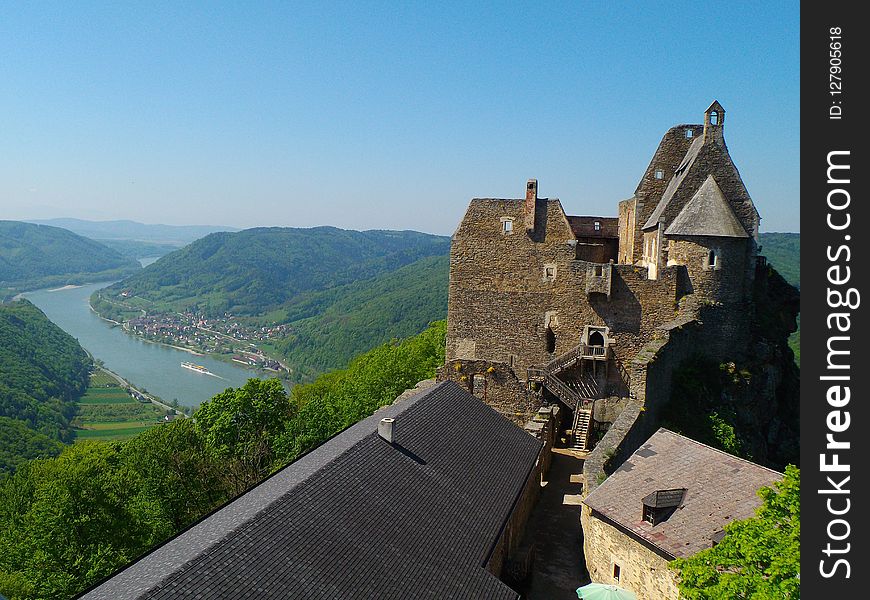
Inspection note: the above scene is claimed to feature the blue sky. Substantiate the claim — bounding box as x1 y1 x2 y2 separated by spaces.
0 1 799 234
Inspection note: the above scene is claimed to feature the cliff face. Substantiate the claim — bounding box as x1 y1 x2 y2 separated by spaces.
745 263 800 467
662 264 799 469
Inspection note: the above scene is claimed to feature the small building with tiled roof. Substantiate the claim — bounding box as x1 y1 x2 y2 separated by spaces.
581 428 783 600
78 381 544 600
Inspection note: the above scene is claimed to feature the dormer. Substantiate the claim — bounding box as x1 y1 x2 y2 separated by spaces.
704 101 725 144
642 488 687 526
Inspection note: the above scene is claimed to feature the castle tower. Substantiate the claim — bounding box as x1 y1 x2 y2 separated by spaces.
703 101 726 145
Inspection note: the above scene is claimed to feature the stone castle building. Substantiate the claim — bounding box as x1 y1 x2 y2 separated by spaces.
439 100 796 457
439 100 799 598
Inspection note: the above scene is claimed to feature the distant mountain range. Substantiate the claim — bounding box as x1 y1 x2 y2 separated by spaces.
28 218 239 245
0 221 141 296
92 227 451 379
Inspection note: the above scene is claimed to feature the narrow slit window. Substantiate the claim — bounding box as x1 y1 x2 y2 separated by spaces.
613 564 621 582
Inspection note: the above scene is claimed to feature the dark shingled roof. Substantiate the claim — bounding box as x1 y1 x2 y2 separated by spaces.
80 381 541 599
583 429 781 559
664 176 749 238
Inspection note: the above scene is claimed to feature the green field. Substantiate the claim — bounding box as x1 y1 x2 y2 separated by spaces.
74 370 164 441
75 426 155 439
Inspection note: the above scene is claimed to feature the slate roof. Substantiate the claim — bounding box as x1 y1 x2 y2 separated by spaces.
80 381 541 600
642 134 705 230
664 176 749 238
583 428 781 559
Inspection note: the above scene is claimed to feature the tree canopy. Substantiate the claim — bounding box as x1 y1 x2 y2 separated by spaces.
670 465 800 599
0 320 446 600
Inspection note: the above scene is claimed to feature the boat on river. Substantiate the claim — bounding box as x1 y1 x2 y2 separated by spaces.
181 362 212 375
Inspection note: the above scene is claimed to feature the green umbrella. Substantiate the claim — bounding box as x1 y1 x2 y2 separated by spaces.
576 582 637 600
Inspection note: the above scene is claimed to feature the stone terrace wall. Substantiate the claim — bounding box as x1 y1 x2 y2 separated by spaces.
438 359 538 425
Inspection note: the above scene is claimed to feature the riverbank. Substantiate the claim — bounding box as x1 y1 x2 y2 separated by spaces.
74 366 185 442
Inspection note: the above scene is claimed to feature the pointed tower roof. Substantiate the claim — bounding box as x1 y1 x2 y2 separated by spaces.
664 175 749 238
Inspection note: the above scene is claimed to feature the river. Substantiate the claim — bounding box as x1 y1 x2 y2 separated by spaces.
23 269 259 409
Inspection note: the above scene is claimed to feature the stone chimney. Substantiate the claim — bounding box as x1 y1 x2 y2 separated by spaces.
524 179 538 233
378 417 394 444
703 101 725 145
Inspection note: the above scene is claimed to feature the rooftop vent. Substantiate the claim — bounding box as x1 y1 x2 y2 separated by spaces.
378 418 395 444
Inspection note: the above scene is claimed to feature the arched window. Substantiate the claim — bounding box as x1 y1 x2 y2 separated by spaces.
710 111 719 126
588 330 605 347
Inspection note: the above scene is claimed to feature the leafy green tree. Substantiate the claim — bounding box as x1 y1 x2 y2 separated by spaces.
670 465 800 599
194 378 293 493
0 442 171 599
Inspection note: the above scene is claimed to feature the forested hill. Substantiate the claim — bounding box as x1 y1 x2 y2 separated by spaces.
99 227 449 315
92 227 450 378
759 232 799 289
0 300 92 472
0 221 140 295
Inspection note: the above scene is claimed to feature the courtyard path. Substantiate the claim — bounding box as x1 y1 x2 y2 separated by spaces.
524 445 590 599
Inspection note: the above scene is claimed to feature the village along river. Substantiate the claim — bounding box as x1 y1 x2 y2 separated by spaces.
23 273 258 409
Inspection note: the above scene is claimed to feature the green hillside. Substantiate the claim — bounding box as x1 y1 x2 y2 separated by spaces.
759 232 800 364
0 221 140 294
0 300 92 470
92 227 450 379
759 233 799 289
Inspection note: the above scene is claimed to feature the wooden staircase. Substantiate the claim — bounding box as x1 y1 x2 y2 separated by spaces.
571 407 593 451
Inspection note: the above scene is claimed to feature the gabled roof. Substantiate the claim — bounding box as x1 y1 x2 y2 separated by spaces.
583 429 781 559
664 176 749 238
642 135 705 230
81 382 541 600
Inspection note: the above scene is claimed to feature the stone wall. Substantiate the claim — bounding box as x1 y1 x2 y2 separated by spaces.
487 407 558 583
446 194 686 390
580 509 679 600
437 359 538 424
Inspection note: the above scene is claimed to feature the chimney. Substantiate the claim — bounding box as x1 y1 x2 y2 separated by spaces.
378 418 394 443
524 179 538 233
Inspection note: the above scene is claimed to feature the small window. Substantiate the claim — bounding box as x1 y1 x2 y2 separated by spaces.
594 220 601 231
708 249 720 269
502 219 514 234
643 505 656 524
544 265 556 281
613 563 621 582
545 327 556 354
710 111 719 126
593 265 603 277
654 169 664 180
685 129 693 138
